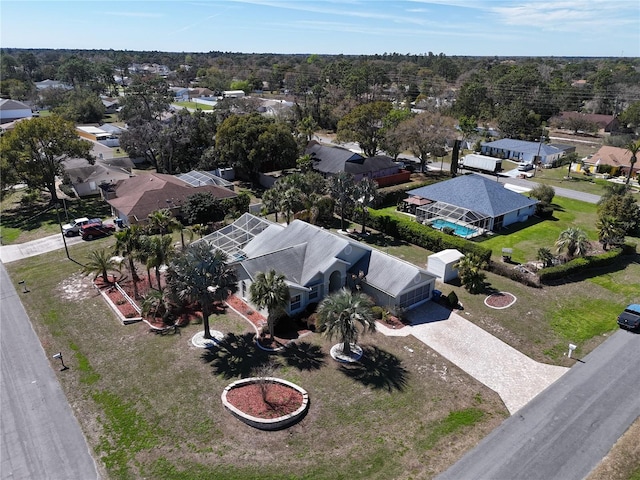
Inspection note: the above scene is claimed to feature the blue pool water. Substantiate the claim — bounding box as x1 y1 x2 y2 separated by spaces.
430 219 478 237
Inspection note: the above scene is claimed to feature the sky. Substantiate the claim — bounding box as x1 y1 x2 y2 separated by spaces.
1 0 639 57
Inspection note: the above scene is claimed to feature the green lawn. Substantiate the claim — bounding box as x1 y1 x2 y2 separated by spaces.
5 242 509 479
173 101 214 111
0 191 113 244
476 196 599 264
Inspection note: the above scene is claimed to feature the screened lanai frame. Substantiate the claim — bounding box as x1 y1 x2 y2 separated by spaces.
416 201 491 232
201 213 272 261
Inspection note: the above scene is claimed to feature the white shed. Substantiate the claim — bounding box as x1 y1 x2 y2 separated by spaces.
427 249 464 282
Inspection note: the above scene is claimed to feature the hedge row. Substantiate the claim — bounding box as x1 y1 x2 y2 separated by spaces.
538 243 636 283
367 209 492 262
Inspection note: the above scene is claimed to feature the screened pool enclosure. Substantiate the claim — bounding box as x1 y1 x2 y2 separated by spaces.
415 201 489 238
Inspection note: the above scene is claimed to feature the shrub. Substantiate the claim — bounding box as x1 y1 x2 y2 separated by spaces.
371 306 386 320
367 209 492 263
446 291 459 309
20 189 42 205
59 184 76 198
538 247 626 283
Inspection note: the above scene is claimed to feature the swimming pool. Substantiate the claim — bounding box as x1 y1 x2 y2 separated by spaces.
430 219 478 237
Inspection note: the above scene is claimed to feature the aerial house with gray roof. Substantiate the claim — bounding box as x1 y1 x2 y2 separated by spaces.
406 174 538 236
202 213 436 316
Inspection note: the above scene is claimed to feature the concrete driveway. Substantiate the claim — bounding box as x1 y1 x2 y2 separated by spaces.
377 302 569 414
0 233 84 263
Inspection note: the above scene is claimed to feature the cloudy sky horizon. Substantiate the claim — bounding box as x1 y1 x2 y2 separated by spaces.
1 0 639 57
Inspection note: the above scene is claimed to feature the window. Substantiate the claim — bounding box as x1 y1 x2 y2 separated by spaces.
309 285 320 300
399 284 432 308
290 294 301 311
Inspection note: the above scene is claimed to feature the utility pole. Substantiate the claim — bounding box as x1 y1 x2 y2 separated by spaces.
55 201 71 261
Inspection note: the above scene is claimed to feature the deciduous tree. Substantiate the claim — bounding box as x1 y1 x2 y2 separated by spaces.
0 115 93 203
336 101 392 157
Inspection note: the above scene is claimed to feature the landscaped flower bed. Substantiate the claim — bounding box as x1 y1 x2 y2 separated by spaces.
222 377 309 430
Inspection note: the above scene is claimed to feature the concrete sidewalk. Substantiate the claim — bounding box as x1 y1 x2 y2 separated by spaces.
377 302 569 414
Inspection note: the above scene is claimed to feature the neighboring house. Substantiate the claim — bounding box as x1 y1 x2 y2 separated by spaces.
169 87 189 101
0 99 33 124
63 157 135 197
554 111 620 133
100 97 120 114
76 125 123 147
34 79 72 91
257 98 295 117
188 87 214 98
587 145 638 179
304 141 410 186
202 213 436 315
481 139 574 166
406 174 538 233
223 90 245 98
103 172 237 226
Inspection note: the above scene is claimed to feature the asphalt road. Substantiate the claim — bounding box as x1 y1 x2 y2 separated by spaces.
437 329 640 480
0 262 99 480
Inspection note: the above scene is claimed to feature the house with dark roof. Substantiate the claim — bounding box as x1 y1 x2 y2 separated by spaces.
481 139 574 167
0 99 32 124
202 214 436 315
103 172 237 226
406 174 538 233
304 141 410 186
63 157 135 197
554 112 620 133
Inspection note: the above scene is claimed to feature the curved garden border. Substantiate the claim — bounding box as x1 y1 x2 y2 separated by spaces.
484 292 517 310
330 343 363 363
221 377 309 430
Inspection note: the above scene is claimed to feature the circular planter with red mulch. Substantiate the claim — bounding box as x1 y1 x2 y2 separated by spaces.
484 292 517 309
221 377 309 430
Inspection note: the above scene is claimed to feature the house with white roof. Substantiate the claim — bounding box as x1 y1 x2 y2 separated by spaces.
481 139 575 167
202 214 436 315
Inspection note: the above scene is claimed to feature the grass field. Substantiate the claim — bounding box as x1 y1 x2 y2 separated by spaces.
5 240 509 479
173 101 214 111
0 191 113 244
3 181 639 479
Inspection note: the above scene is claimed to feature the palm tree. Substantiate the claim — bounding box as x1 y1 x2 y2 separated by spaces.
624 139 640 185
328 171 356 232
454 254 487 294
536 247 554 268
249 269 290 339
354 177 379 234
596 216 625 250
146 235 175 291
166 242 236 339
82 249 121 284
555 227 590 259
141 289 173 324
114 225 144 298
316 288 376 357
147 208 181 235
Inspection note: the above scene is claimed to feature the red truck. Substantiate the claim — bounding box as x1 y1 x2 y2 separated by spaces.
81 222 116 240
